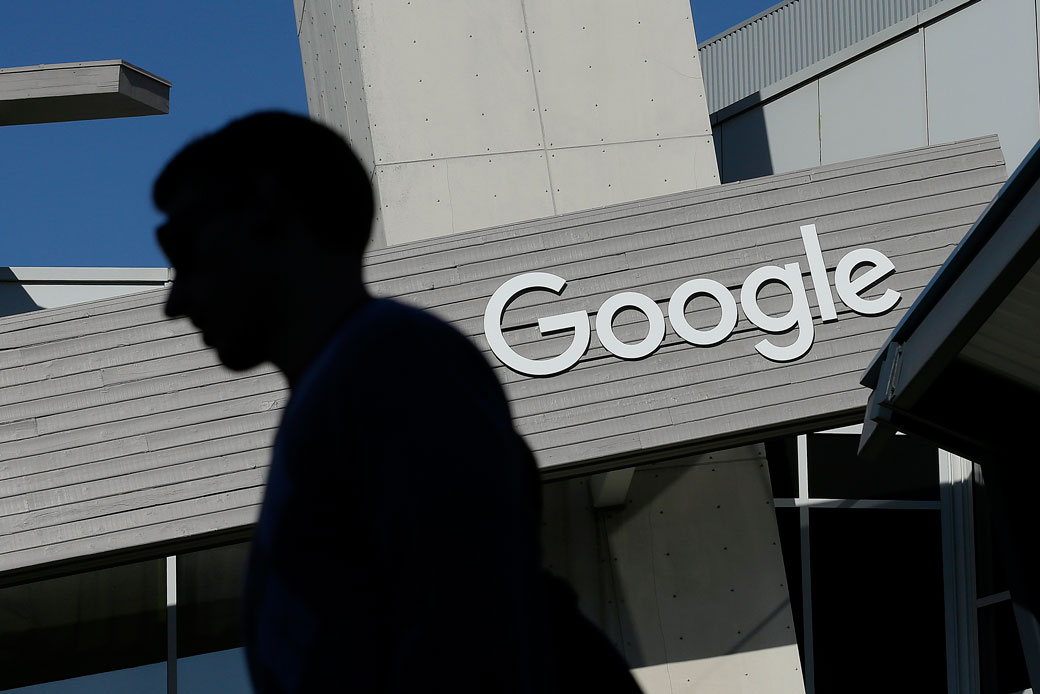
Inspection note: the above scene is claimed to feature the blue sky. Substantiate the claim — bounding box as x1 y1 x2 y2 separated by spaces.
0 1 777 268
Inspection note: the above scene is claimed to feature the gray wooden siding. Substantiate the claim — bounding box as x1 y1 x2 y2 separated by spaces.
0 289 283 581
0 136 1005 580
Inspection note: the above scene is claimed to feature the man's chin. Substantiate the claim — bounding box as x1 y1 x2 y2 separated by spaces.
214 345 265 372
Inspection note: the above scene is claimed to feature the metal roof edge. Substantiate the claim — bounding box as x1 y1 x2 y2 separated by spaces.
861 134 1040 388
0 266 172 283
708 0 978 125
696 0 798 48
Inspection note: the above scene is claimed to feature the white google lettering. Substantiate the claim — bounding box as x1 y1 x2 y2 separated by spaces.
484 224 901 376
483 272 591 376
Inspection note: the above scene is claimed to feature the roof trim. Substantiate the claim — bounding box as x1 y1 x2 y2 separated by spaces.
0 267 171 283
862 135 1040 389
708 0 978 125
696 0 798 48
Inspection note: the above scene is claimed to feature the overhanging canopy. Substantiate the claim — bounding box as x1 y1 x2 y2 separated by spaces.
859 138 1040 460
0 60 170 126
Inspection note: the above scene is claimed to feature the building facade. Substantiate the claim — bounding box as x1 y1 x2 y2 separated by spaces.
1 1 1038 692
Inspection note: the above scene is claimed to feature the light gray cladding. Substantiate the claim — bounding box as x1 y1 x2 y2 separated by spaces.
0 290 284 583
0 137 1005 581
711 0 1040 181
698 0 945 114
367 136 1005 472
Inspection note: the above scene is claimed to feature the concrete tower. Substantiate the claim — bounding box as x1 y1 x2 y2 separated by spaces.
292 0 719 247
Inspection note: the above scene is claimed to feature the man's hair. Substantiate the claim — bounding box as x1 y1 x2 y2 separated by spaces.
153 111 374 254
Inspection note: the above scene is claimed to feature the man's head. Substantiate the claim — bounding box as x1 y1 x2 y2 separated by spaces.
154 112 373 372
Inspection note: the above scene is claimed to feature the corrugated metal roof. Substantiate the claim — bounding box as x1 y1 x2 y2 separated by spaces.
698 0 946 114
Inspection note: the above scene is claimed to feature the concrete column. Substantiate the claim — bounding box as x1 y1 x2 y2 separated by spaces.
294 0 719 246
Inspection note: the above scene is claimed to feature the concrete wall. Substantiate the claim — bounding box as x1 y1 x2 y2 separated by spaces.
294 0 719 246
714 0 1040 183
542 446 804 693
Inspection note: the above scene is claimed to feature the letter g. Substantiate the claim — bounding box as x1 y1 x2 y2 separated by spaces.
484 273 590 376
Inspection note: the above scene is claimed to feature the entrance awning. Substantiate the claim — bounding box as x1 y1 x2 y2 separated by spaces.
859 137 1040 691
859 139 1040 460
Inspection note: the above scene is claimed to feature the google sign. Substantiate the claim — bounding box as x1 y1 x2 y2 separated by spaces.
483 224 901 376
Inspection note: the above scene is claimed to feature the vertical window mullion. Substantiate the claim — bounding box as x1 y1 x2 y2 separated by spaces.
797 434 815 694
166 555 178 694
939 450 980 693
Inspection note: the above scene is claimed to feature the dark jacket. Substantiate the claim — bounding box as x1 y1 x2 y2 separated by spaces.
243 298 640 693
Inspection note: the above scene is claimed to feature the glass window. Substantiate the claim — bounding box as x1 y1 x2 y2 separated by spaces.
978 600 1030 694
177 542 249 658
809 509 946 692
973 467 1009 598
764 436 798 498
0 559 166 691
807 432 939 501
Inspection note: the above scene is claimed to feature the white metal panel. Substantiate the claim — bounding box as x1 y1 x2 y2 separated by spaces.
819 31 928 165
352 0 543 165
3 267 169 282
0 268 169 318
697 0 945 114
547 136 718 215
925 0 1040 171
720 80 822 182
12 284 164 312
443 151 555 234
523 0 710 150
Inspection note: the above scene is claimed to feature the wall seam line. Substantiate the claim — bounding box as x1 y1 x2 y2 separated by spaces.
375 134 714 170
517 0 558 215
922 22 930 147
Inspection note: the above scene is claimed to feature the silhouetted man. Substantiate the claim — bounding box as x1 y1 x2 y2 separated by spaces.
154 112 642 693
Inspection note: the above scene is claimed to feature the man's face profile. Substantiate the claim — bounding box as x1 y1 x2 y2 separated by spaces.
157 184 277 372
153 112 376 379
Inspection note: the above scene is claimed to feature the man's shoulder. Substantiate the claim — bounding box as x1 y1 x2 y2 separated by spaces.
341 298 475 360
305 298 491 393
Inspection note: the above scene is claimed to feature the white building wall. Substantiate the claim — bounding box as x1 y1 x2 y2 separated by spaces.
0 267 170 319
714 0 1040 182
924 0 1040 172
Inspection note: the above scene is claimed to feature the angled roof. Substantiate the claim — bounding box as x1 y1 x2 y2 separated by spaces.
0 136 1006 583
860 137 1040 458
698 0 947 114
